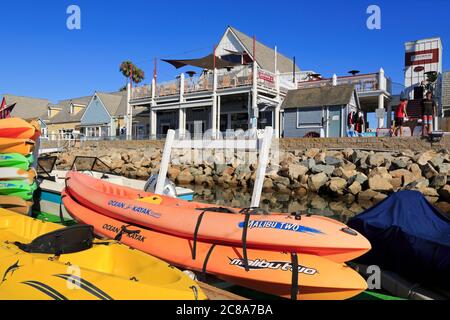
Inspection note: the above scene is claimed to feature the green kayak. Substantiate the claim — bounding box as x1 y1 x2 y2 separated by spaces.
0 180 37 200
0 153 34 170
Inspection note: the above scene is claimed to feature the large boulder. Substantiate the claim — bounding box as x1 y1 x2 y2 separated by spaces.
110 159 125 170
333 168 357 180
421 163 439 179
168 167 181 180
301 158 316 169
405 178 429 190
390 169 416 186
419 187 439 197
391 158 408 170
438 184 450 202
430 174 447 189
328 177 347 194
429 155 445 168
368 167 390 178
348 173 368 185
358 189 381 201
308 173 329 192
368 153 385 167
314 152 327 164
416 150 438 166
262 178 274 191
342 148 354 160
286 164 309 181
176 169 194 185
305 148 321 159
368 175 394 192
437 163 450 175
311 165 335 175
325 156 342 166
273 175 291 187
348 181 362 195
234 164 252 177
409 163 423 179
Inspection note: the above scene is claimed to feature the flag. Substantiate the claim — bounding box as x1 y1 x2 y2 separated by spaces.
0 97 6 119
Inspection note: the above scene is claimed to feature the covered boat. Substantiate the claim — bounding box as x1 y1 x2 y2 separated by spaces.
62 191 368 300
348 190 450 289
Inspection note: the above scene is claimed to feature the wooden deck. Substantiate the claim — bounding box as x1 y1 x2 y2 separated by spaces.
198 281 247 300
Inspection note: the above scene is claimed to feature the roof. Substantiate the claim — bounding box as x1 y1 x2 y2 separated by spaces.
282 84 356 109
96 91 127 117
228 26 300 74
49 95 92 124
1 94 50 120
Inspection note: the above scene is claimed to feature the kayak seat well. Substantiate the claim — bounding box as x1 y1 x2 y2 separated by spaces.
14 225 94 255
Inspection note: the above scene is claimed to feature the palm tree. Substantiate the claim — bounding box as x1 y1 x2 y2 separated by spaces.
119 61 145 90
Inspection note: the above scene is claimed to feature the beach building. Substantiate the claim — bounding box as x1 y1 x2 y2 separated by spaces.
128 26 306 138
404 37 442 100
295 70 392 130
46 96 91 139
281 84 360 138
79 91 148 139
0 94 50 136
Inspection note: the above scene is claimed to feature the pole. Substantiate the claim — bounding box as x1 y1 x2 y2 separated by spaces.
251 126 273 208
155 129 175 195
293 56 296 83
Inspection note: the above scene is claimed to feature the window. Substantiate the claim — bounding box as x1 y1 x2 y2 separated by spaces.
297 107 323 128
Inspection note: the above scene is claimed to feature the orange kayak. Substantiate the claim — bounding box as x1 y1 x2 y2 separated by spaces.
0 138 34 155
66 172 371 262
62 191 368 300
0 118 39 140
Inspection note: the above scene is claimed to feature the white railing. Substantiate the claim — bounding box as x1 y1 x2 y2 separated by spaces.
297 73 392 94
131 84 152 100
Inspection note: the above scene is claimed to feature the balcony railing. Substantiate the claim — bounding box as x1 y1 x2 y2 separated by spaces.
130 67 300 101
297 73 392 94
132 85 152 100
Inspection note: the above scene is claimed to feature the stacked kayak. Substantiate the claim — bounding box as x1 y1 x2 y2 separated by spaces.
0 208 206 300
63 172 371 300
0 118 40 215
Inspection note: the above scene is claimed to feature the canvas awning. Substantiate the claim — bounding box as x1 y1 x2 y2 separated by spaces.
162 54 242 70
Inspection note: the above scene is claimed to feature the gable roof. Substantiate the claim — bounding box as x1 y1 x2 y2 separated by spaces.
227 26 300 74
49 95 92 124
95 91 127 117
1 94 50 120
282 84 357 109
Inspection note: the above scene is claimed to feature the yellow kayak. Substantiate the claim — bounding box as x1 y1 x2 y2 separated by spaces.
0 209 206 300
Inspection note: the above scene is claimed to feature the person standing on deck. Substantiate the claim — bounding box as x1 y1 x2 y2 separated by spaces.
421 91 436 136
394 98 408 137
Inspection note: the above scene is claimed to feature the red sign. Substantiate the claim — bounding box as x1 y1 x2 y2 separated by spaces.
405 48 439 66
258 72 274 83
414 66 425 72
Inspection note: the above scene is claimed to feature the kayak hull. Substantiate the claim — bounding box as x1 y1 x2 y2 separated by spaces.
0 138 34 155
0 153 33 170
0 118 38 140
0 209 206 300
0 195 32 215
66 171 371 262
62 191 368 300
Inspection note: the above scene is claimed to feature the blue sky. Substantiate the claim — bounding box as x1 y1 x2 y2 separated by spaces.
1 0 449 102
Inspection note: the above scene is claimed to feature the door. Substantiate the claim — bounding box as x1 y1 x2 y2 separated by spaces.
328 106 342 137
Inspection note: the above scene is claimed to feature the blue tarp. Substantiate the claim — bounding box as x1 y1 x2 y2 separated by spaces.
348 190 450 289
